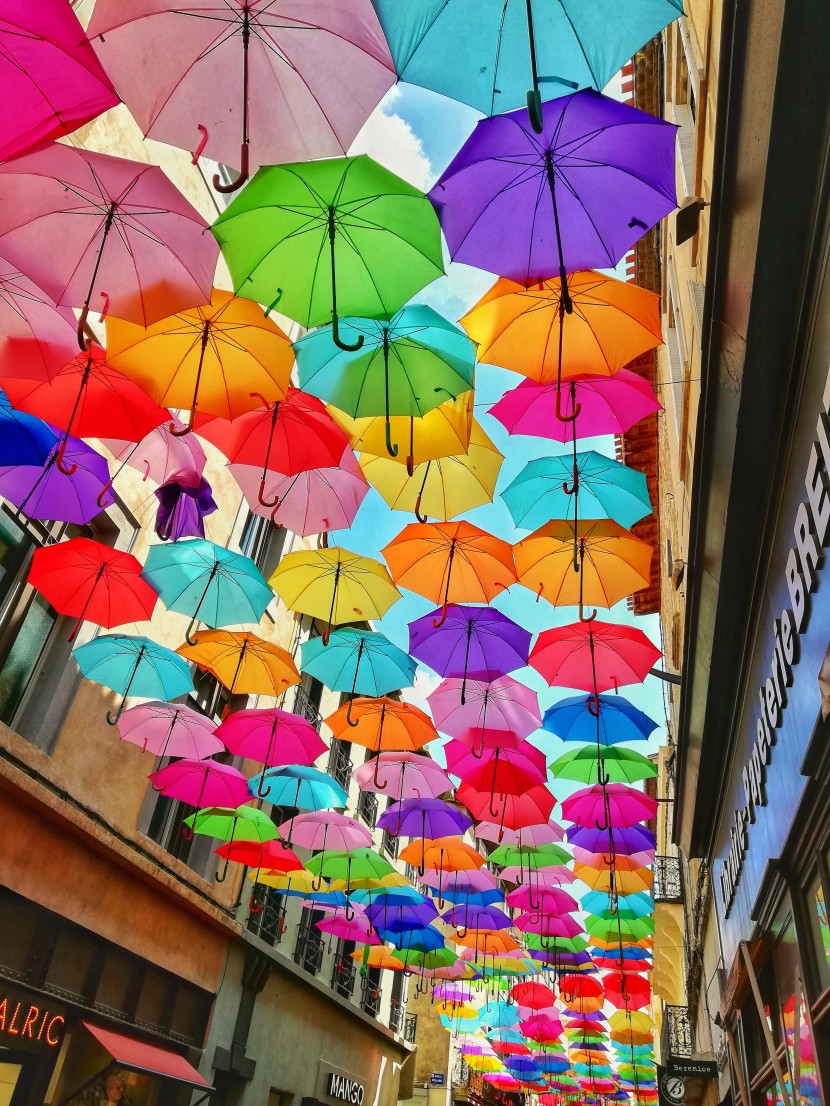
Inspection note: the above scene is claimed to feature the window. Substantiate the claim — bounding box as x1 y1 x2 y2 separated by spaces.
239 510 287 579
806 869 830 989
248 888 286 948
361 966 382 1018
294 907 324 975
328 738 353 790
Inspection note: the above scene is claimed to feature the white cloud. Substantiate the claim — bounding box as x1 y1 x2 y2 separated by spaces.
349 88 433 191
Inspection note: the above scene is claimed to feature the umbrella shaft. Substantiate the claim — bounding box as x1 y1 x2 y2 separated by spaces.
241 4 251 143
82 202 118 317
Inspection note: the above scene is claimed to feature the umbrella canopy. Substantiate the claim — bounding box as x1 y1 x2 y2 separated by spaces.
399 837 486 874
73 633 194 724
105 290 293 433
306 847 395 885
301 629 415 697
457 783 556 832
351 751 453 800
185 804 281 880
142 539 273 643
317 914 382 945
428 90 677 286
117 701 222 760
0 431 114 525
0 391 60 468
27 536 158 641
331 390 473 469
511 982 557 1009
543 694 658 746
325 697 438 755
428 675 541 746
0 0 119 162
249 764 348 811
447 743 546 791
102 418 207 490
88 0 395 182
529 621 662 693
0 143 218 343
567 825 655 856
378 798 473 839
212 155 443 344
279 811 372 852
551 746 657 785
176 630 300 697
409 605 532 693
215 707 327 772
560 783 659 829
150 759 250 811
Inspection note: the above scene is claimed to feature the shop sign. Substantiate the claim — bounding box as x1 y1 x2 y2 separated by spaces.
667 1058 718 1079
0 985 65 1049
721 360 830 914
430 1073 446 1086
657 1065 685 1106
327 1074 365 1105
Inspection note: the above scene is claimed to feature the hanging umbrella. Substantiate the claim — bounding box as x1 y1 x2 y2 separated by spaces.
279 811 372 853
510 982 556 1009
488 841 570 868
177 630 300 698
0 393 55 468
249 765 348 839
490 369 661 441
270 547 399 643
150 760 250 824
295 305 475 456
428 675 541 748
543 694 658 746
477 821 565 846
105 290 293 434
306 847 395 900
429 869 500 902
383 521 516 625
317 913 383 945
351 751 453 801
529 620 662 693
0 430 115 524
117 700 222 761
378 798 473 839
448 744 546 793
575 864 653 896
566 825 655 856
212 155 444 349
73 633 194 724
551 746 657 786
154 476 217 542
100 417 207 503
505 885 579 913
441 903 512 933
215 708 327 776
27 536 158 641
184 804 281 878
515 520 653 619
0 259 78 380
0 0 119 162
457 784 556 834
142 539 273 644
215 836 300 870
0 143 218 346
301 628 415 696
520 1015 564 1044
229 451 368 536
88 0 395 190
429 90 676 293
409 605 532 702
325 696 437 755
582 892 654 921
362 417 503 522
560 783 658 830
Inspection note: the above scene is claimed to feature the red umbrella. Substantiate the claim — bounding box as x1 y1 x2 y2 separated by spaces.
559 974 603 1000
27 536 158 642
602 972 651 1010
445 739 546 784
215 838 303 873
0 257 78 379
511 982 556 1010
529 620 662 694
457 783 556 833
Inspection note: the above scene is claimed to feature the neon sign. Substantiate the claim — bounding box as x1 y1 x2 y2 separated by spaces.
0 994 65 1047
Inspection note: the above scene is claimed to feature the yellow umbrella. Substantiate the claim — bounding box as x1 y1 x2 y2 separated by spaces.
330 871 410 892
361 419 503 521
247 868 314 891
177 629 300 698
105 289 293 433
329 390 474 469
269 546 400 643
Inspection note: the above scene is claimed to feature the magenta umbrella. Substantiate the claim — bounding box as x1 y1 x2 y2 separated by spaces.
0 144 218 347
513 913 584 939
560 783 658 830
352 751 453 800
428 675 541 753
0 1 118 163
0 430 115 524
279 811 372 852
505 885 579 913
317 913 382 945
150 758 251 835
117 700 223 763
0 257 78 379
476 821 566 846
215 707 327 772
445 740 547 786
229 449 369 537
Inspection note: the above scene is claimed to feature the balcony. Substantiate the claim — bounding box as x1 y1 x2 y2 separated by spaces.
389 998 404 1035
293 920 324 976
654 855 683 903
382 829 399 859
293 684 323 731
360 975 381 1018
403 1012 417 1043
330 950 357 999
356 789 378 829
246 889 285 948
661 1004 694 1060
328 740 353 790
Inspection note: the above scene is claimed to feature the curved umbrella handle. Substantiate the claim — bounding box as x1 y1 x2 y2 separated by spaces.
332 313 364 352
170 409 197 437
258 475 280 509
344 898 355 922
249 888 264 915
385 416 399 458
372 757 388 791
346 697 360 728
215 855 230 883
555 385 581 423
535 582 544 604
255 773 271 799
192 124 209 164
105 692 128 727
406 455 415 477
414 493 428 524
526 88 544 134
96 479 115 509
182 821 194 841
213 143 250 193
432 599 450 628
578 600 597 623
597 761 612 787
55 439 78 477
587 694 601 717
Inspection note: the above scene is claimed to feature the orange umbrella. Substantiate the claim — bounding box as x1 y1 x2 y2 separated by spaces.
574 864 653 895
350 946 407 971
399 837 486 896
324 696 438 777
455 930 521 955
383 520 517 626
177 630 300 698
514 520 652 621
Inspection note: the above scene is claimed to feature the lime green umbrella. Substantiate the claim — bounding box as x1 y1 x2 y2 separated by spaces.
489 843 570 868
524 934 588 954
183 805 277 881
584 915 654 943
550 745 657 785
391 947 458 970
211 155 444 352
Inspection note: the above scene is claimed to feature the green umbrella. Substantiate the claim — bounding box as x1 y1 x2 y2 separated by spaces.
294 304 475 457
489 843 570 868
391 947 458 970
524 934 589 954
550 745 657 785
211 155 444 352
306 847 395 918
183 804 278 882
583 915 654 943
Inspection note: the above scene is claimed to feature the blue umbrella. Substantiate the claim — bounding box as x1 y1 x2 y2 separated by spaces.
542 694 658 745
0 390 57 466
249 764 347 814
142 538 272 644
480 1000 520 1029
73 633 194 725
387 925 447 952
301 627 415 697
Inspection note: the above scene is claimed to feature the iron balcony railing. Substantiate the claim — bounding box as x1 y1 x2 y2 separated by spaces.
360 975 381 1018
293 684 323 731
328 740 353 790
388 998 404 1035
330 950 357 999
293 919 324 976
403 1012 418 1043
662 1004 694 1059
382 829 399 858
246 889 285 948
453 1058 471 1087
356 789 378 829
653 855 684 903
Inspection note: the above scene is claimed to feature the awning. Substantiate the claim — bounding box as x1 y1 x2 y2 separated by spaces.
82 1023 212 1089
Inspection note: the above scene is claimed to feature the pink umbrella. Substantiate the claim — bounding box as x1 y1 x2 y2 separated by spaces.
0 1 119 163
476 821 566 845
560 783 658 830
420 868 499 894
229 449 369 536
0 144 218 346
428 675 541 748
499 865 574 886
445 740 546 784
102 417 207 492
278 811 372 852
150 758 250 831
351 751 453 800
489 369 661 442
521 1015 564 1044
0 257 78 379
215 707 327 770
513 913 584 939
317 913 382 945
506 885 579 913
117 700 222 761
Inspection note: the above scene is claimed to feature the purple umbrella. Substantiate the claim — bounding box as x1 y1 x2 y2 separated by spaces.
441 903 512 931
154 475 217 541
428 89 677 297
378 797 473 839
409 605 532 703
566 825 655 855
0 430 114 523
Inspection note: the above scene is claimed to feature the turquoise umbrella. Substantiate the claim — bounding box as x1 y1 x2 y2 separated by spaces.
301 628 415 698
294 305 475 457
73 633 194 725
581 892 654 920
249 764 348 816
141 538 272 644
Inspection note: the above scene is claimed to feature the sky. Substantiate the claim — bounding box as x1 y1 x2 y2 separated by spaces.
334 80 671 785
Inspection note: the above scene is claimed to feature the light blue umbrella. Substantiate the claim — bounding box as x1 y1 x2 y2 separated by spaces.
480 1000 521 1029
249 764 348 816
371 0 682 129
581 891 654 919
141 538 272 644
73 633 193 725
301 628 415 698
502 451 652 534
542 694 658 746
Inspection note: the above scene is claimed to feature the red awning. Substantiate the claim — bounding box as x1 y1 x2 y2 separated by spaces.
82 1023 212 1088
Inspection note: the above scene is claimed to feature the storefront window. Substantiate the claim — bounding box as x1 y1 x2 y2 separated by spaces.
805 869 830 989
774 903 821 1106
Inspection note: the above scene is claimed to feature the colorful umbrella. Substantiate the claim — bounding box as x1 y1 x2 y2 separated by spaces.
117 700 222 762
529 621 662 693
456 783 556 833
325 696 438 755
176 630 300 698
142 539 273 644
543 694 659 746
72 633 194 724
428 675 541 752
215 708 327 779
249 764 348 817
88 0 395 189
317 913 382 945
27 536 158 641
295 305 475 455
551 746 657 786
184 804 281 878
212 155 443 348
101 417 207 495
560 783 658 830
0 0 118 162
154 475 217 542
0 430 114 524
279 811 372 853
0 393 55 468
0 259 78 380
0 143 218 345
150 759 250 819
301 629 415 697
378 798 473 839
568 824 655 857
351 751 453 801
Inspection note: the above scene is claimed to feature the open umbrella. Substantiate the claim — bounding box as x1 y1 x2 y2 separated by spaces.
249 764 348 822
0 430 115 524
117 701 222 762
0 143 218 346
27 536 158 641
351 751 453 801
301 629 415 697
551 746 657 786
542 694 658 746
428 675 541 754
456 783 555 834
212 155 443 349
529 620 662 693
88 0 395 190
378 798 472 839
150 760 250 824
184 804 280 878
142 539 273 644
560 783 658 831
0 259 78 380
100 417 207 504
73 633 194 724
279 811 372 853
0 395 58 468
177 630 300 698
215 708 327 777
325 696 437 754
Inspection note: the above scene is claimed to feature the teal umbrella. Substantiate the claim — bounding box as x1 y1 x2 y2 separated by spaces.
301 628 415 698
581 891 654 920
294 305 475 457
249 763 348 814
211 155 444 351
141 538 272 644
73 632 193 725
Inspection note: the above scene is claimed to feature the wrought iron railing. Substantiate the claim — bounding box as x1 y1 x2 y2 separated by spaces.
357 789 378 828
328 740 353 790
662 1004 694 1059
293 919 324 976
293 684 323 731
330 950 357 999
453 1057 471 1087
360 975 381 1018
382 829 399 858
654 854 683 902
403 1012 418 1043
388 998 404 1034
246 889 285 947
